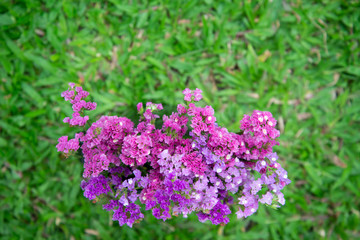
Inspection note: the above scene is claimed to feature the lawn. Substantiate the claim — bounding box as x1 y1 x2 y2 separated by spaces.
1 0 359 239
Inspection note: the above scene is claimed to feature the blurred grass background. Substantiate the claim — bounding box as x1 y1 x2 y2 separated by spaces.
1 0 360 239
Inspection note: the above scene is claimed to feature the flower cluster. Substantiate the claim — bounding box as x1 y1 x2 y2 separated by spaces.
56 83 290 227
61 83 97 126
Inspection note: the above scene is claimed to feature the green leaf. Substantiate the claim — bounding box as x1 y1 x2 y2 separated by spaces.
332 167 351 190
0 137 7 147
304 162 323 186
345 66 360 76
22 83 45 107
146 57 165 70
1 33 24 60
23 52 58 73
0 13 14 26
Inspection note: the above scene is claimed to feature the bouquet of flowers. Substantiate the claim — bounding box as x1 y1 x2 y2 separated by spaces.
56 83 290 227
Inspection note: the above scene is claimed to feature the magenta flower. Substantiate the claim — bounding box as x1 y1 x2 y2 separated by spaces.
56 84 290 227
182 88 192 101
193 88 203 101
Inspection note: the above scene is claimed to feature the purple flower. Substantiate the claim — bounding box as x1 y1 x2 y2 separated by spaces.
267 152 278 162
57 85 290 227
243 203 258 218
208 201 232 225
197 212 209 222
236 208 245 219
259 192 273 205
277 192 285 205
81 175 112 200
112 203 144 227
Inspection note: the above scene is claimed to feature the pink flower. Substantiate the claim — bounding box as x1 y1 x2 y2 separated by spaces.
137 102 143 112
56 84 290 227
193 88 203 101
177 104 187 114
182 88 192 101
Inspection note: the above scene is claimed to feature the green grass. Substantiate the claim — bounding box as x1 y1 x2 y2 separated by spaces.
1 0 360 239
